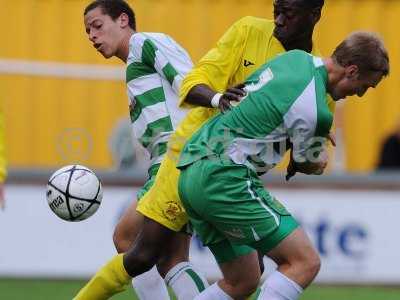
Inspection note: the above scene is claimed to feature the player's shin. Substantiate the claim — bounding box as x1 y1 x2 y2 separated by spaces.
132 265 170 300
73 254 131 300
193 282 233 300
257 271 303 300
165 261 209 299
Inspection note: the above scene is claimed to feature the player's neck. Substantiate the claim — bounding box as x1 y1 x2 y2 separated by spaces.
279 29 314 53
116 30 135 62
324 57 346 99
324 58 344 80
282 38 313 53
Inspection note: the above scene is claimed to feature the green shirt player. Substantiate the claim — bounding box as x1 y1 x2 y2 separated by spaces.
82 1 208 299
178 32 389 300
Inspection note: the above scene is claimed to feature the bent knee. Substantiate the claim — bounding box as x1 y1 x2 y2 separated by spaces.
124 251 158 277
293 249 321 280
113 226 134 253
304 251 321 278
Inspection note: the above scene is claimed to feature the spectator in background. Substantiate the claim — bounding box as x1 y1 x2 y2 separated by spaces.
377 121 400 170
0 106 7 209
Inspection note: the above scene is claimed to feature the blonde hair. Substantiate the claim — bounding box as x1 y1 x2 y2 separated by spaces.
332 31 389 77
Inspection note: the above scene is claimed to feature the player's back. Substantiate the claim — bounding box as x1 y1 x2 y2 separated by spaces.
172 16 325 157
178 50 333 173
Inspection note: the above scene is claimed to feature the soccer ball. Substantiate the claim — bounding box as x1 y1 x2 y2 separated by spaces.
46 165 103 221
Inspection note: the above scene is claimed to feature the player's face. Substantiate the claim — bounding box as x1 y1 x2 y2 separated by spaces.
273 0 317 47
84 7 124 58
329 67 384 101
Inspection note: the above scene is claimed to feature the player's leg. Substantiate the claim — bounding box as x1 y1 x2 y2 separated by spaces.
113 200 143 253
207 241 261 299
136 154 209 298
239 172 321 300
73 220 172 300
161 231 209 299
178 159 265 299
74 217 178 300
193 224 319 300
157 230 190 276
256 227 320 300
194 251 260 300
178 158 310 299
118 214 175 272
75 154 209 300
117 210 210 299
113 163 161 252
112 164 171 300
123 217 209 300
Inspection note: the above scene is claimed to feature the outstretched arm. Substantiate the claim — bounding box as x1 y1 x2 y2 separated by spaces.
180 18 247 109
185 83 246 112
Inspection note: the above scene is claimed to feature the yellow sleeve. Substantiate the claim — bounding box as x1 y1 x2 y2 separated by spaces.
0 110 7 182
179 17 248 107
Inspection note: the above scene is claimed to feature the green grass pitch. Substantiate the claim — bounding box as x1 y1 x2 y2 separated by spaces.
0 278 399 300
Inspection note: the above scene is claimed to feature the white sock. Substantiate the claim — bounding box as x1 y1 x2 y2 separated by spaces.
165 261 209 300
193 282 233 300
258 271 303 300
132 265 170 300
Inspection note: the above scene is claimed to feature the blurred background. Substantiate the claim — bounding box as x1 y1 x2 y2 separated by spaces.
1 0 400 299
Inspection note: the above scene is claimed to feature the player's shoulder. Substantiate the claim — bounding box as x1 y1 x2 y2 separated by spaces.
130 32 169 45
272 50 313 69
128 32 171 61
284 49 311 59
232 16 275 34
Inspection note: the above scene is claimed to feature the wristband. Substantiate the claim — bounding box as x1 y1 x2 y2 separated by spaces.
210 93 223 108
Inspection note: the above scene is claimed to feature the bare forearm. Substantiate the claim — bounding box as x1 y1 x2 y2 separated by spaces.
185 83 246 113
185 84 216 107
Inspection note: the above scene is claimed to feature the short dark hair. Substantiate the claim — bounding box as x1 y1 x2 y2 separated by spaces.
84 0 136 30
300 0 324 9
332 31 390 77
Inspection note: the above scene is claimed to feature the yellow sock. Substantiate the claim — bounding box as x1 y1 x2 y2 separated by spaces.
73 254 131 300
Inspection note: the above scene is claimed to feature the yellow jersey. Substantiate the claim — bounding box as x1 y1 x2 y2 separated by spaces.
172 16 334 157
137 17 335 232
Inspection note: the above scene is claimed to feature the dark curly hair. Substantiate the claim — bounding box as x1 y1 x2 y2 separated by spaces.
84 0 136 30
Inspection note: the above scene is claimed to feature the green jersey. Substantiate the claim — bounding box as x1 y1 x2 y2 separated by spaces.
126 32 192 167
178 50 333 173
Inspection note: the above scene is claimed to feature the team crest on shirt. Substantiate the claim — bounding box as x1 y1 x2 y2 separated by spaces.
163 201 182 221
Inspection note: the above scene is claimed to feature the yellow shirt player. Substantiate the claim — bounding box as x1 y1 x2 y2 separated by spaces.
74 1 334 299
136 17 335 231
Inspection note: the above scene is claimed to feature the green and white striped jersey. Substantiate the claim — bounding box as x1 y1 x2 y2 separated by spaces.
126 32 192 166
178 50 333 174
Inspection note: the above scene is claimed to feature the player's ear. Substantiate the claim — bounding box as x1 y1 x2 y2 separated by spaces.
345 65 359 80
311 7 322 23
118 12 130 28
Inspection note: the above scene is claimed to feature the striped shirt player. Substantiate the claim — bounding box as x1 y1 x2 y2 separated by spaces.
177 50 333 264
126 32 192 199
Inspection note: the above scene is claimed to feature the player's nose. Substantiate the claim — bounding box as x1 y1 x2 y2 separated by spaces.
89 32 97 43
